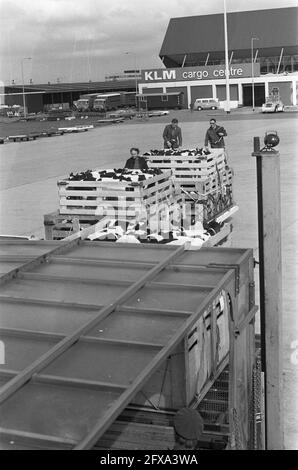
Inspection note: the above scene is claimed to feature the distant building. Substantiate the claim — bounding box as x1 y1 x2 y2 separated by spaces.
105 70 142 81
139 7 298 108
2 80 136 114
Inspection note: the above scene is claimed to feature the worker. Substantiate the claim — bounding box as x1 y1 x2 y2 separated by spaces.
204 118 227 149
163 118 182 149
124 147 149 171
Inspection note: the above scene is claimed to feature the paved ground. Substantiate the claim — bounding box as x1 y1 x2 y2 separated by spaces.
0 112 297 449
0 106 297 137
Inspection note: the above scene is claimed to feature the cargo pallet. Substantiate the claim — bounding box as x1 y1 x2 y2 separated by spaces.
0 240 257 449
43 209 233 246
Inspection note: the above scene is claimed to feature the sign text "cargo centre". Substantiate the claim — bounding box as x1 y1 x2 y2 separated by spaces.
141 63 260 82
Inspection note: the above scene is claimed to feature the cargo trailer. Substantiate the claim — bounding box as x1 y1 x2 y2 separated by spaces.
0 239 258 450
93 93 122 112
137 92 185 110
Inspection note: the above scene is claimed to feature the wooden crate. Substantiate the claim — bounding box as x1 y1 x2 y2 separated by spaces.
147 150 234 221
44 195 185 241
147 149 226 181
58 170 178 217
44 211 106 240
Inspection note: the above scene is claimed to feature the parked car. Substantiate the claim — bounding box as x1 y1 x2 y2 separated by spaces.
148 110 170 117
108 108 136 119
193 98 219 111
261 101 284 113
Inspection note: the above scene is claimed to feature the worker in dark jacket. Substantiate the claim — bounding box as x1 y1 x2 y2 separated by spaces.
163 118 182 149
204 118 227 149
124 147 149 171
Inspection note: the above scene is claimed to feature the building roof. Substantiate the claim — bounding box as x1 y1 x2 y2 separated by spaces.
5 80 136 94
160 7 298 67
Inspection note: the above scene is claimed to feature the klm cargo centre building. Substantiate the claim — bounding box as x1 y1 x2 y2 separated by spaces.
138 7 298 109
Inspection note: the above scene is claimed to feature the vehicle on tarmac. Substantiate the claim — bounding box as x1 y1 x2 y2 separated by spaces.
74 92 136 113
74 94 101 112
261 101 284 113
193 98 219 111
137 92 184 110
148 110 170 117
93 94 122 112
261 87 284 113
108 108 136 119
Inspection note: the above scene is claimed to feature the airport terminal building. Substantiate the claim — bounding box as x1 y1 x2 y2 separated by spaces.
139 7 298 108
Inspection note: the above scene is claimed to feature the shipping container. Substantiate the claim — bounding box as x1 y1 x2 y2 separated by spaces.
137 92 184 110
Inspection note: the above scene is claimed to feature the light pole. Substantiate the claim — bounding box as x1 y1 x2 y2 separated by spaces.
21 57 32 118
251 37 259 111
223 0 230 113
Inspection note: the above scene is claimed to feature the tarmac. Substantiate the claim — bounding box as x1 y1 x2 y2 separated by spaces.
0 111 297 449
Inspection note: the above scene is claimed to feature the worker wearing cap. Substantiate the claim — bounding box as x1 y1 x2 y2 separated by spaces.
124 147 149 171
163 118 182 149
204 118 227 149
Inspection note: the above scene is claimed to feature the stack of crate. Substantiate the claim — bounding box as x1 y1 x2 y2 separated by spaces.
147 149 234 222
46 170 184 239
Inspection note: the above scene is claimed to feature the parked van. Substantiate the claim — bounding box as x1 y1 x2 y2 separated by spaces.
193 98 219 111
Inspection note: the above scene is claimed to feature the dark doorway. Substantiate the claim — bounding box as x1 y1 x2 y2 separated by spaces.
242 84 265 106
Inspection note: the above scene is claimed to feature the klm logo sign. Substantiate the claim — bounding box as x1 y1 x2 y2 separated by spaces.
144 70 176 81
141 63 260 83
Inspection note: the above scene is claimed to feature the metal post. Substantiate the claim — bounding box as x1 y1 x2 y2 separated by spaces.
223 0 230 113
252 139 284 450
251 38 258 111
229 51 234 66
21 60 26 118
276 48 284 75
21 57 31 118
125 52 138 105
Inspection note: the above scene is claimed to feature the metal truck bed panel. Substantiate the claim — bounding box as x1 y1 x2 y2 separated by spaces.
0 239 253 449
154 266 227 286
0 381 121 442
0 300 97 335
174 247 249 266
42 340 159 386
0 260 33 274
0 277 127 305
0 241 60 257
30 259 150 282
0 334 58 372
86 310 186 344
58 243 174 263
123 284 213 312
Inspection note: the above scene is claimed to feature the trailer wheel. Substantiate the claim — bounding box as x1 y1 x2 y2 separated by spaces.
197 106 202 111
211 106 216 110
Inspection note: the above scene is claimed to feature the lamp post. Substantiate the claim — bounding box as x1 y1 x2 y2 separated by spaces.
251 37 259 111
223 0 230 113
21 57 32 118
